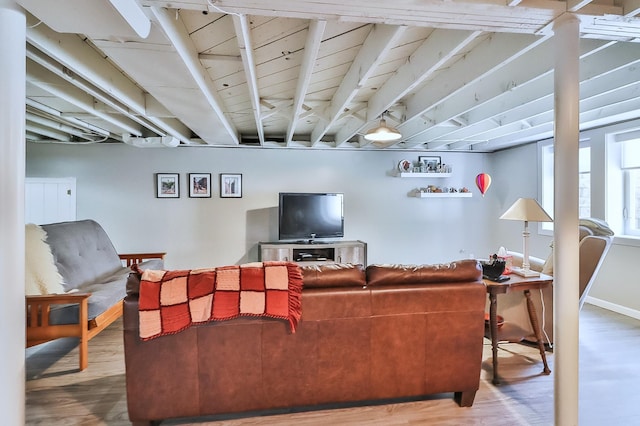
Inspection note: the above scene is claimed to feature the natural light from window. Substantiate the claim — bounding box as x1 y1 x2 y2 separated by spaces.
621 140 640 236
540 141 591 233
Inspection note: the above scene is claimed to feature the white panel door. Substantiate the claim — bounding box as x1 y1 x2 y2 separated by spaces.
25 177 76 224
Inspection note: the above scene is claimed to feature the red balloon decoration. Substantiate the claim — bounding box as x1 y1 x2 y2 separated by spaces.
475 173 492 197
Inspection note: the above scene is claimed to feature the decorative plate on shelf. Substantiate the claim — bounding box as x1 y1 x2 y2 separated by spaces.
397 159 412 173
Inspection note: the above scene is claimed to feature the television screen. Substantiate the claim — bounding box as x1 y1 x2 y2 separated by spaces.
278 192 344 240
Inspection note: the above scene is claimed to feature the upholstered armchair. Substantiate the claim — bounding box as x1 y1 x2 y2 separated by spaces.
491 219 613 345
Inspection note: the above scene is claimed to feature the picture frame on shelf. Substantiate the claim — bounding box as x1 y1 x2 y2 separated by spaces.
156 173 180 198
188 173 211 198
220 173 242 198
418 156 442 172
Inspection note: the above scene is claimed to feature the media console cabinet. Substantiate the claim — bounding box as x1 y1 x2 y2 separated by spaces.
258 240 367 266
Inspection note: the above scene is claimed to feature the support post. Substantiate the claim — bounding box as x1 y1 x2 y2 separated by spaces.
0 1 26 424
553 13 581 426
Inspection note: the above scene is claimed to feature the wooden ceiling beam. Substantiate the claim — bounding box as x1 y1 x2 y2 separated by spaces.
151 6 239 144
286 19 326 145
233 14 265 145
334 29 482 145
398 32 549 140
418 41 640 149
310 24 405 145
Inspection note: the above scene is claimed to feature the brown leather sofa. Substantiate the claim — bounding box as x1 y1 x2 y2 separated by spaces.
123 259 486 425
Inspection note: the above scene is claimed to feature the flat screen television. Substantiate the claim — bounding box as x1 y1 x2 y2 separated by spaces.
278 192 344 241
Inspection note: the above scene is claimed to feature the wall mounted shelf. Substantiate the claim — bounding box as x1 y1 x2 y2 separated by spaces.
413 192 473 198
395 165 471 198
397 172 452 178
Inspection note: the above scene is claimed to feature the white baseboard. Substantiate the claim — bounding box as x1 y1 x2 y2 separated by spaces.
584 296 640 320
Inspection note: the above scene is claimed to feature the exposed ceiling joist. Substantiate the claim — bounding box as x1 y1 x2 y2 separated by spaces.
310 23 406 145
416 40 640 149
335 29 482 146
232 14 265 145
16 0 640 152
286 19 326 145
151 6 239 144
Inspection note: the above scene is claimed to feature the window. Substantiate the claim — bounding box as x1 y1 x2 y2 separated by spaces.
579 146 591 218
540 141 591 232
621 140 640 236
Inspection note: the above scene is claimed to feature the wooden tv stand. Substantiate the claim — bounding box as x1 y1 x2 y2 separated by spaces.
258 240 367 266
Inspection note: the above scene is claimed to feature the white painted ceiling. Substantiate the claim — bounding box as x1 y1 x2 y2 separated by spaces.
17 0 640 152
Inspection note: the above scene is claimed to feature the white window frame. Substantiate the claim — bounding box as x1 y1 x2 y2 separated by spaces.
538 139 591 236
623 169 640 237
617 138 640 237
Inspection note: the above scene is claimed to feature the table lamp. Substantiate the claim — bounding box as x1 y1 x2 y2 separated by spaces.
499 198 553 277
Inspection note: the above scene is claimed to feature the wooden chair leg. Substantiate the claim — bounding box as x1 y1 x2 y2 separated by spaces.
79 298 89 371
79 337 88 371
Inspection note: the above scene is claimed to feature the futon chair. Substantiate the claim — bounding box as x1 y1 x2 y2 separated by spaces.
493 219 613 345
25 219 165 370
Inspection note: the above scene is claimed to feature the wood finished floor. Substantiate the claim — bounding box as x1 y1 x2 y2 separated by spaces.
26 304 640 425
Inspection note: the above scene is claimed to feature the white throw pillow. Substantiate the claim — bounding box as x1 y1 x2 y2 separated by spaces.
25 224 65 295
579 218 614 236
541 242 554 276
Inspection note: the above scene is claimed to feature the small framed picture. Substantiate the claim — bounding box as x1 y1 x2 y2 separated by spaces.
418 156 442 172
156 173 180 198
188 173 211 198
220 173 242 198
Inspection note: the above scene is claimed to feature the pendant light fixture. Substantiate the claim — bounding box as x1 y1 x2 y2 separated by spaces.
364 111 402 143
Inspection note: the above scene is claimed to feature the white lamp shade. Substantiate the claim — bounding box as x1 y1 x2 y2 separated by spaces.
363 118 401 142
500 198 553 222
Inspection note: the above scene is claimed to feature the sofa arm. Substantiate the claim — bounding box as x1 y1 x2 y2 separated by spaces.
119 252 166 268
507 251 545 272
137 258 164 271
26 293 91 341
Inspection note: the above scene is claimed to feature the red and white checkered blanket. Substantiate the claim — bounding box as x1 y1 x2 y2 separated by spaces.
136 261 303 340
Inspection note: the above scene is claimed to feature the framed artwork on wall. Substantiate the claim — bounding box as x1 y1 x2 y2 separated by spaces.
188 173 211 198
220 173 242 198
418 156 441 172
156 173 180 198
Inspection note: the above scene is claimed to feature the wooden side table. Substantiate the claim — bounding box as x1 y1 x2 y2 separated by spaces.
484 273 553 384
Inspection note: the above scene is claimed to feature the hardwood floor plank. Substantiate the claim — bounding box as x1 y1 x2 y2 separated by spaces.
26 304 640 425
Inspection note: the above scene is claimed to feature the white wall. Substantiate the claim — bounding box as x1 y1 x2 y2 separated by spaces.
26 137 640 314
483 143 555 257
26 143 494 269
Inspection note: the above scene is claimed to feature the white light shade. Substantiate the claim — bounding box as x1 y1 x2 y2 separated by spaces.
500 198 552 277
500 198 553 222
364 118 402 142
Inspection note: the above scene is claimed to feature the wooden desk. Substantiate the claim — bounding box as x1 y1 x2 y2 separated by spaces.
485 273 553 384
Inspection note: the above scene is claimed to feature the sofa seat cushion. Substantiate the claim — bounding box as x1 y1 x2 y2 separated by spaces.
48 270 129 324
366 259 481 287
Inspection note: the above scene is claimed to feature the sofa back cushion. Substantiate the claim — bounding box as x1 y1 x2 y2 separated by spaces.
42 219 124 291
366 259 482 287
300 263 366 288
